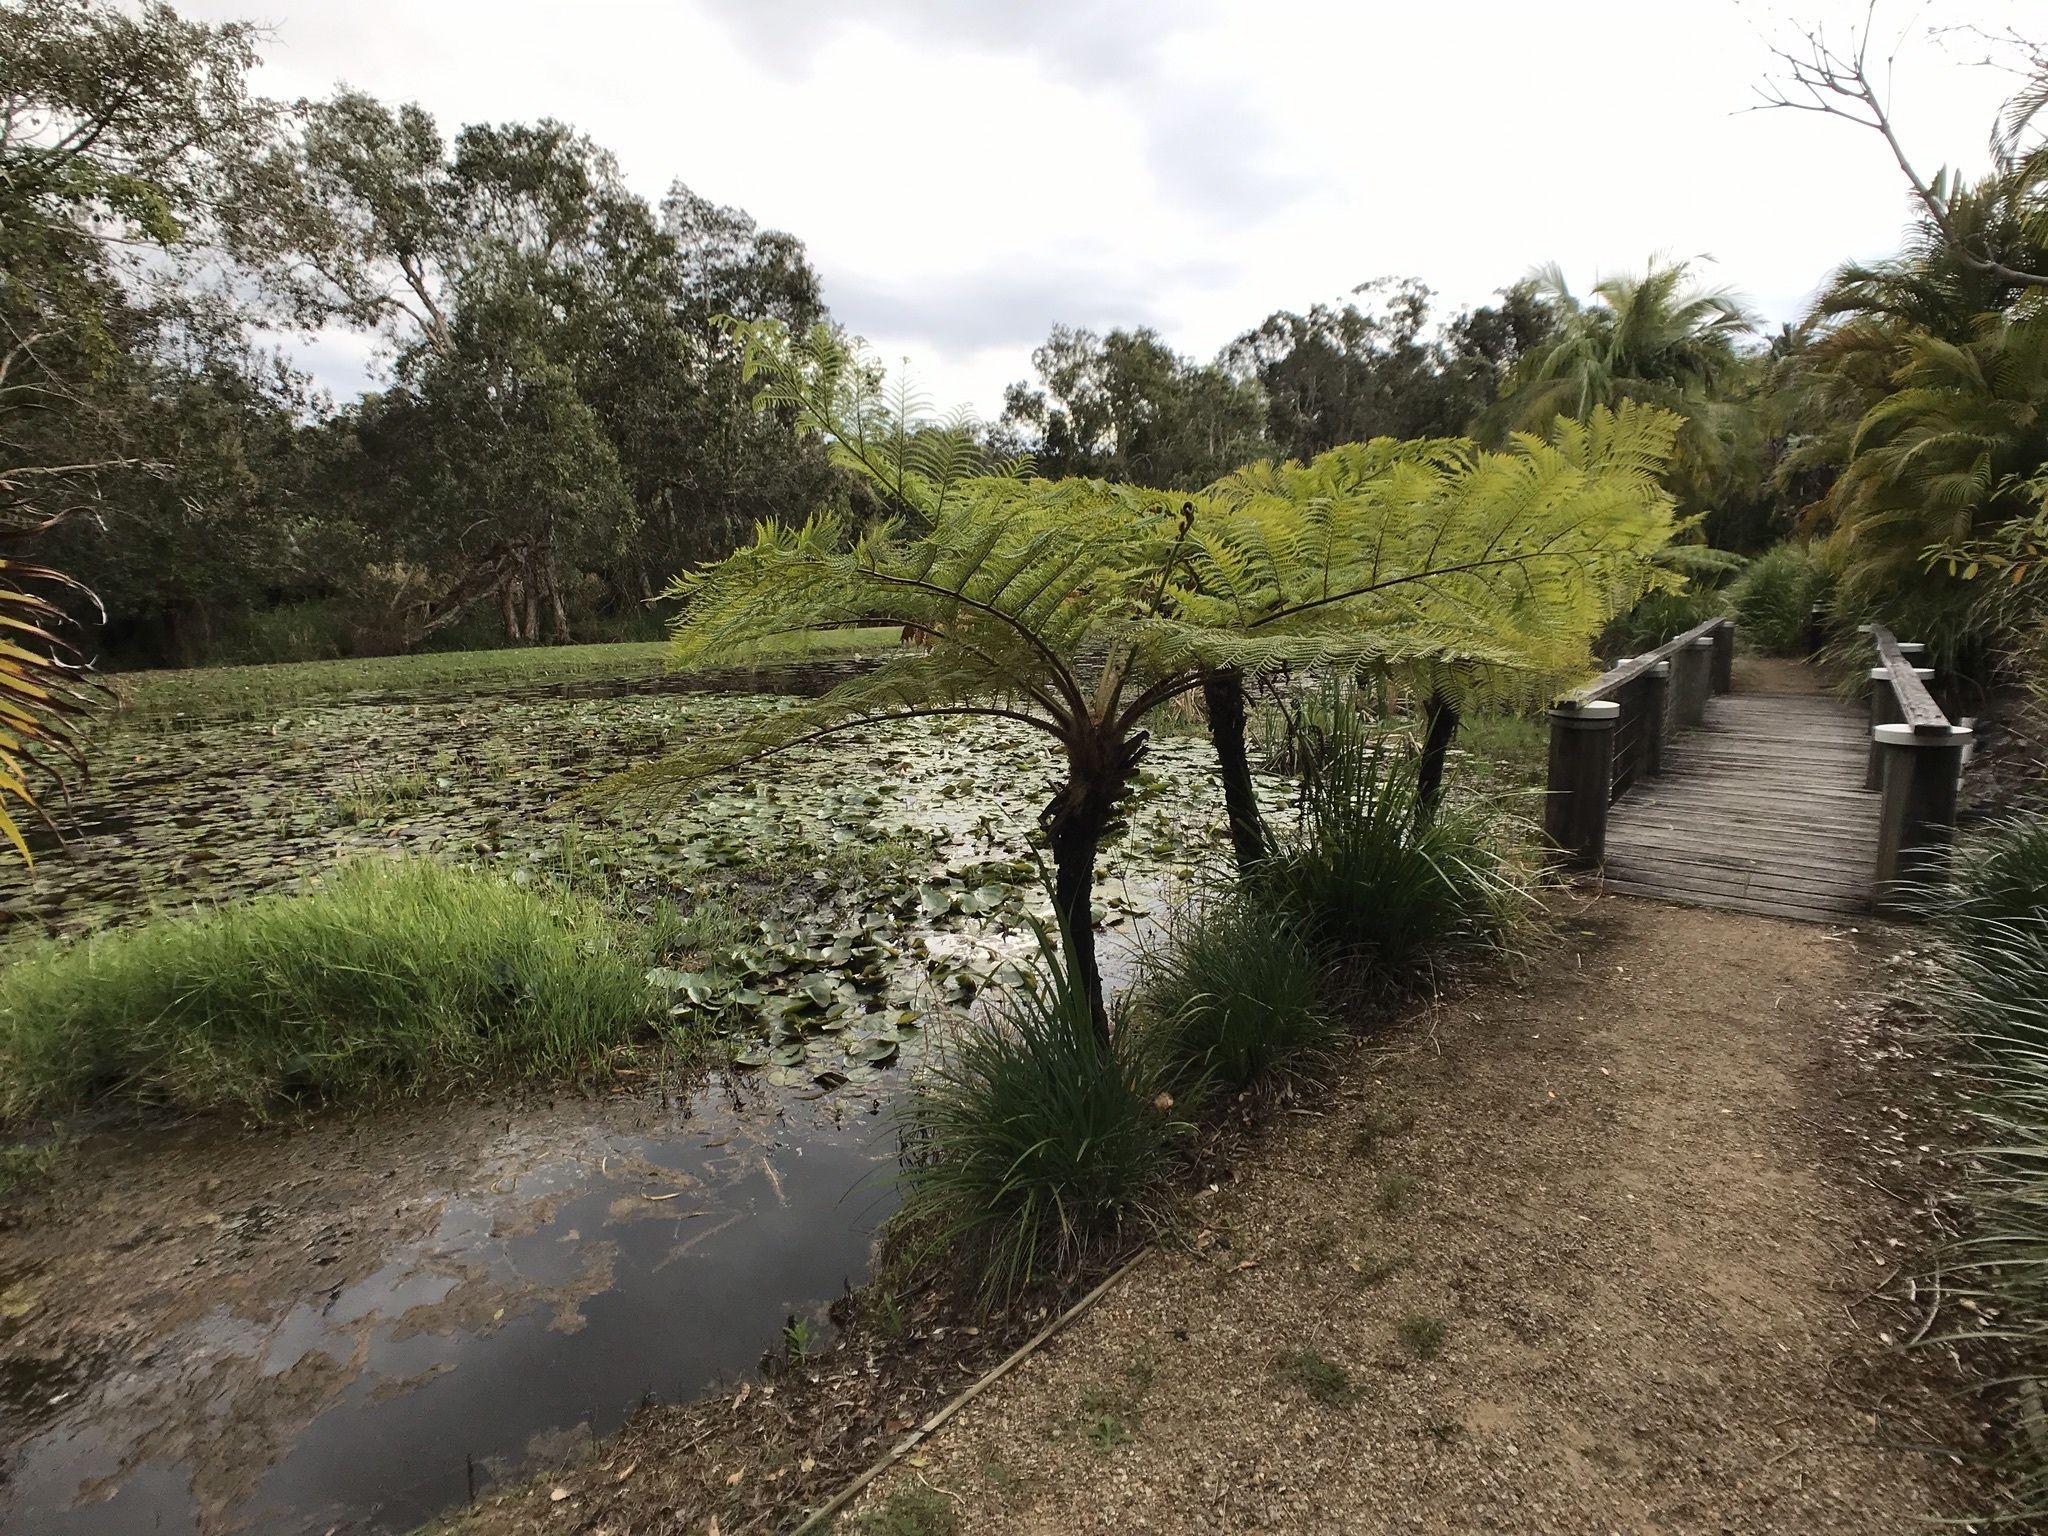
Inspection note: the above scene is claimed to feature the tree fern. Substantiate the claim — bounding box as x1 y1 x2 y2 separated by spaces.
600 341 1680 1032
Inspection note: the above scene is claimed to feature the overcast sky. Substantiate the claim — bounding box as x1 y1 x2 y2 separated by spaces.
187 0 2029 418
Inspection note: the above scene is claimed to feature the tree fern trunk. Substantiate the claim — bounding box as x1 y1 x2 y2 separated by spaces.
1203 669 1266 870
1046 809 1109 1045
1041 729 1145 1045
1416 688 1460 824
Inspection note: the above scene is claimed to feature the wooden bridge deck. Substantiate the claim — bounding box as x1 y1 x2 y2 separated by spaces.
1600 679 1880 924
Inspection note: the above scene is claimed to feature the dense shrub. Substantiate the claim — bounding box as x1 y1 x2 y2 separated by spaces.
1255 696 1531 987
0 859 656 1119
896 920 1182 1299
1925 817 2048 1518
1728 543 1829 656
1135 897 1335 1099
1600 586 1724 656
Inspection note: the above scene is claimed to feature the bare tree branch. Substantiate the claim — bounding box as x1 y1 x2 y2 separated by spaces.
1755 5 2048 290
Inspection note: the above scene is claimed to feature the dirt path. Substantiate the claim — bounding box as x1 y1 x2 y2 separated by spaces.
841 897 1980 1534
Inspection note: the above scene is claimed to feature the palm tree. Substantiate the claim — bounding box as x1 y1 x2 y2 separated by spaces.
1494 257 1759 516
600 324 1684 1037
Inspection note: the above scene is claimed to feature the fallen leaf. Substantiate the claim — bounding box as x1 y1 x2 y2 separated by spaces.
549 1487 570 1502
615 1461 637 1483
643 1192 683 1202
725 1469 744 1487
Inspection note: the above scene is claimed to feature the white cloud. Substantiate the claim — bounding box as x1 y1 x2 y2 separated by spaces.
185 0 2027 417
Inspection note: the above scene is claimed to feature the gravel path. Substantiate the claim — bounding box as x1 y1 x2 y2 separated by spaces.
841 896 1980 1534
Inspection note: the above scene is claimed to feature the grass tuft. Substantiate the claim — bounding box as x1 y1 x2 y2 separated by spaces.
1134 895 1336 1101
1921 815 2048 1521
1727 543 1828 656
1397 1314 1447 1360
852 1487 960 1536
1275 1346 1359 1407
895 918 1183 1300
0 858 655 1119
1254 692 1532 990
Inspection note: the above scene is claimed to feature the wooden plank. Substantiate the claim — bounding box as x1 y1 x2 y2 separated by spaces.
1575 617 1730 704
1870 624 1950 733
1597 668 1882 925
1599 876 1869 922
1602 857 1874 903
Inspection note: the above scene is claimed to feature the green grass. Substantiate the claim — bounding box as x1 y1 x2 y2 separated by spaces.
1923 816 2048 1521
1133 896 1336 1101
1275 1346 1359 1407
0 858 658 1119
0 1138 63 1197
1940 817 2048 936
1376 1172 1421 1213
1727 543 1828 657
895 919 1183 1300
852 1487 960 1536
105 628 901 726
1396 1314 1447 1360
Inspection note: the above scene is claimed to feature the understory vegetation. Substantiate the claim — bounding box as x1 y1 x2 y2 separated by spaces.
0 858 659 1118
896 708 1536 1300
1924 818 2048 1518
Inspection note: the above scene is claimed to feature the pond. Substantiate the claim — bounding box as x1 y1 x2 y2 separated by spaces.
0 672 1283 1534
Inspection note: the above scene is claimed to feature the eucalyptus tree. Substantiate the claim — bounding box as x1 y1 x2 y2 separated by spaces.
0 0 285 841
999 324 1267 488
610 323 1683 1035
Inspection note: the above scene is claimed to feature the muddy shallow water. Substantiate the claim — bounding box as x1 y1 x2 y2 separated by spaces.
1 1074 901 1535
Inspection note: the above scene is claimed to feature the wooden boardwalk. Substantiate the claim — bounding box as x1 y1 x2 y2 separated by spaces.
1601 672 1880 924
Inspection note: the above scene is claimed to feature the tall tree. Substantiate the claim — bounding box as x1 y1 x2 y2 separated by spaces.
1225 278 1553 460
0 0 284 829
1000 325 1266 487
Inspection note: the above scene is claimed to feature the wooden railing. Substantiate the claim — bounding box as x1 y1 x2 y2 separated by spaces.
1543 617 1734 867
1865 623 1972 913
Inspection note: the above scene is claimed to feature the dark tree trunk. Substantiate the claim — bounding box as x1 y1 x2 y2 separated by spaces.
1040 727 1148 1045
1415 688 1461 825
1202 668 1265 870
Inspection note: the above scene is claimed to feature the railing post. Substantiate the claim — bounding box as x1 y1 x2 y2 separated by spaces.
1872 722 1973 914
1710 622 1734 694
1643 660 1670 776
1675 635 1714 727
1866 662 1934 791
1545 700 1620 869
